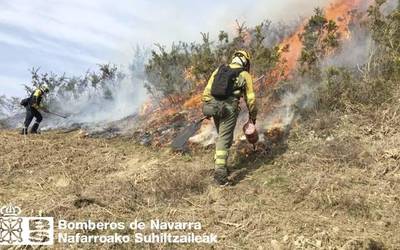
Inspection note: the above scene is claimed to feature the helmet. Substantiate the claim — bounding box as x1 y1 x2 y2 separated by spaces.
40 83 50 93
234 50 251 61
232 50 251 70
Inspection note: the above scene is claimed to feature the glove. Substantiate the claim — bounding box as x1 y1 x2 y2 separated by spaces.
42 107 49 113
249 114 256 125
249 109 257 125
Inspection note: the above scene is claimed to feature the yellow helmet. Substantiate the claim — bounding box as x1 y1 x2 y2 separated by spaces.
233 50 251 61
40 83 50 93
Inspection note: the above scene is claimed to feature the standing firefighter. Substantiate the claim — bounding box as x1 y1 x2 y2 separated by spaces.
20 84 50 134
202 50 257 185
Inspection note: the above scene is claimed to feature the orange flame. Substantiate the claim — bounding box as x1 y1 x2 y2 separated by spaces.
277 0 364 79
325 0 363 38
278 27 304 79
140 0 368 134
184 66 197 83
183 66 207 109
139 99 153 116
184 93 203 109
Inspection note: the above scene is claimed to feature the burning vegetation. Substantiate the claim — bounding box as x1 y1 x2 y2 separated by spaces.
1 0 400 249
131 0 377 149
1 0 398 151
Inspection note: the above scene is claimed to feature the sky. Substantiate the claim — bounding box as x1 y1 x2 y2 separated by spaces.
0 0 330 97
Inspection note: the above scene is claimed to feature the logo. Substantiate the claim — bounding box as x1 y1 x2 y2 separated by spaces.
0 204 54 245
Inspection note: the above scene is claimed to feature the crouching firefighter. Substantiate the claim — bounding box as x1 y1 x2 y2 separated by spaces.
20 84 50 134
202 50 258 185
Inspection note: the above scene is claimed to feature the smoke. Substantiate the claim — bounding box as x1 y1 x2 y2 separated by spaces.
0 96 22 118
58 76 147 125
212 0 332 34
261 0 386 131
45 47 151 128
2 0 389 136
189 83 316 147
0 47 150 130
261 83 315 131
189 122 218 147
259 39 372 134
323 19 372 68
382 0 399 15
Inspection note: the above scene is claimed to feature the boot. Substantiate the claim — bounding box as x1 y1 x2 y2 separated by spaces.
30 122 40 134
20 127 28 135
214 167 228 185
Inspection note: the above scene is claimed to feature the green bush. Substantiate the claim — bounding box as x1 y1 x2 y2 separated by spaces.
143 20 282 104
314 1 400 112
299 8 340 80
367 0 400 81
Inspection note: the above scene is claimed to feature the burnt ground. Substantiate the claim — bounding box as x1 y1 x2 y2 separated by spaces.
1 104 400 249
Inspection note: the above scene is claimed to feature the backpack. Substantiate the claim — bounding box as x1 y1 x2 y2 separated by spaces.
20 97 30 107
20 90 36 107
211 65 243 100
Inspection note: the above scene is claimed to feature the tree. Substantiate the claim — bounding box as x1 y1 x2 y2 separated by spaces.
299 8 340 79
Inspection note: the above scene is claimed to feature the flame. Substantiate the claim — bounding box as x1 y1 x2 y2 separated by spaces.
325 0 363 39
243 30 252 46
278 26 305 79
184 93 203 109
139 95 182 117
183 66 206 109
139 0 369 147
139 99 153 116
160 107 178 117
259 0 365 144
184 66 197 83
276 0 363 80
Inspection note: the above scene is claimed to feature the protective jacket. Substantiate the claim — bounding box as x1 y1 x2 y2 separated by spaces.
202 63 257 121
29 88 45 110
21 88 45 134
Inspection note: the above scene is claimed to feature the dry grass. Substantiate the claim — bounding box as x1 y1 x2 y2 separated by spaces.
1 100 400 249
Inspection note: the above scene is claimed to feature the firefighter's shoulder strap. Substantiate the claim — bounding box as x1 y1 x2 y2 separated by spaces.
211 64 243 100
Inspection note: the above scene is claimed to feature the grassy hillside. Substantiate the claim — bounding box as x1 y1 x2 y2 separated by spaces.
1 1 399 249
1 95 399 249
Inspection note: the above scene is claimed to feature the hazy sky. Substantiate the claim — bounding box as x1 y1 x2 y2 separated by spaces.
0 0 330 97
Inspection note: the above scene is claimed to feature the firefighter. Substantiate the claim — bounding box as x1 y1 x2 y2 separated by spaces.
202 50 257 185
21 84 50 135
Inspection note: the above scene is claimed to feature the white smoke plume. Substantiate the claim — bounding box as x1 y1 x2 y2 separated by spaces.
382 0 399 15
189 122 218 147
1 50 150 130
262 84 315 131
260 0 384 133
212 0 332 34
40 46 150 129
57 76 146 125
